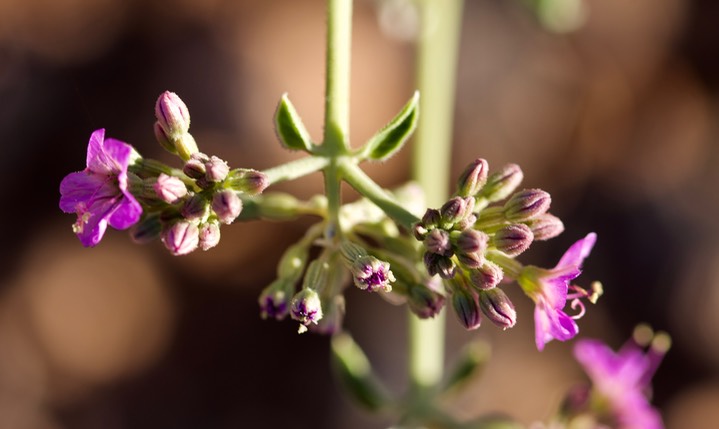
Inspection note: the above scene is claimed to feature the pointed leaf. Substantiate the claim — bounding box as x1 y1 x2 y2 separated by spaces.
274 93 313 152
362 91 419 161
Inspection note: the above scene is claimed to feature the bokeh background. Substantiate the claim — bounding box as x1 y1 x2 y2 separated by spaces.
1 0 718 427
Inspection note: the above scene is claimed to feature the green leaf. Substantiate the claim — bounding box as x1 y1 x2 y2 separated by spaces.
330 333 393 411
362 91 419 161
274 93 313 152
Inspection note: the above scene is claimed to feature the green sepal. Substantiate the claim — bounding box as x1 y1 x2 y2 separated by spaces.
330 333 393 411
361 91 419 161
274 93 314 152
440 340 491 395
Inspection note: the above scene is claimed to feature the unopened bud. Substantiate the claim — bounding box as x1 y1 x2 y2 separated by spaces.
162 221 199 255
503 188 551 221
493 223 534 256
456 229 489 254
290 288 323 332
198 221 221 251
227 169 269 195
524 213 564 241
421 208 441 227
183 153 209 179
478 288 517 329
212 190 243 224
181 193 209 220
154 173 188 203
130 214 162 244
451 284 482 330
469 261 503 290
205 155 229 182
153 121 176 154
424 229 452 256
174 133 199 161
424 252 456 279
155 91 190 139
457 158 489 197
259 278 295 320
440 196 474 225
407 280 446 319
480 163 524 203
277 243 310 281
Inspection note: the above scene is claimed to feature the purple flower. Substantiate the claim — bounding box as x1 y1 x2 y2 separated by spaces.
518 232 596 350
573 335 667 429
59 129 142 247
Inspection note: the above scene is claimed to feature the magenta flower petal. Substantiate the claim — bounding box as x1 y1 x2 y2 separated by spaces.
59 129 142 247
574 338 665 429
519 233 597 350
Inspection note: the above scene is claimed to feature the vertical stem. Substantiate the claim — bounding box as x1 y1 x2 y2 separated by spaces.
322 0 353 240
409 0 464 392
324 0 353 152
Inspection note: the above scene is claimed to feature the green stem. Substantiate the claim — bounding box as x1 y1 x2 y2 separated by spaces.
324 0 353 152
340 160 420 229
261 156 330 185
409 0 465 394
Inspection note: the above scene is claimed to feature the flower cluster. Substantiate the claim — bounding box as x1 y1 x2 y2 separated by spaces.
412 158 599 349
59 92 268 254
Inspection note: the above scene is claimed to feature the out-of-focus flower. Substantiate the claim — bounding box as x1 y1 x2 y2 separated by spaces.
518 233 596 350
572 329 670 429
59 129 142 246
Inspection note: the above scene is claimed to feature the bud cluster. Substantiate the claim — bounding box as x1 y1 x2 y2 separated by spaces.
128 91 269 255
413 158 565 331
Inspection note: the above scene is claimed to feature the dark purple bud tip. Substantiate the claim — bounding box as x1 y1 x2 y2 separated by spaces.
503 188 551 222
469 261 504 290
290 288 323 333
457 158 489 197
421 208 441 228
456 229 489 254
479 288 517 329
451 286 482 330
408 281 446 319
424 229 452 256
493 223 534 256
525 213 565 241
155 91 191 139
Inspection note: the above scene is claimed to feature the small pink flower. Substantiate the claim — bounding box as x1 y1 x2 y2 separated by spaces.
59 129 142 246
518 233 597 350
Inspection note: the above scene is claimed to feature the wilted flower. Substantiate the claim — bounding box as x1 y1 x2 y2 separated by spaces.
518 233 597 350
59 129 142 246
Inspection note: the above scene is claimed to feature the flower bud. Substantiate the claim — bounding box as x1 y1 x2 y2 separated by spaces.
198 221 221 251
454 213 477 231
480 163 524 203
440 196 474 225
451 283 482 330
277 243 310 281
456 251 484 269
421 208 441 228
130 214 162 244
181 193 209 221
153 121 177 154
424 229 452 256
456 229 489 254
478 288 517 329
258 278 295 320
183 153 209 179
493 223 534 256
290 288 323 333
457 158 489 197
205 155 230 183
155 91 190 139
173 133 199 161
469 261 503 290
524 213 564 241
349 256 395 292
162 221 199 255
154 173 188 203
212 190 243 224
424 252 456 279
407 279 446 319
227 169 269 195
503 188 551 222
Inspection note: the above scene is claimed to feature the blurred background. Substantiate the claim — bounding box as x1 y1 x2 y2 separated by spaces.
1 0 718 427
